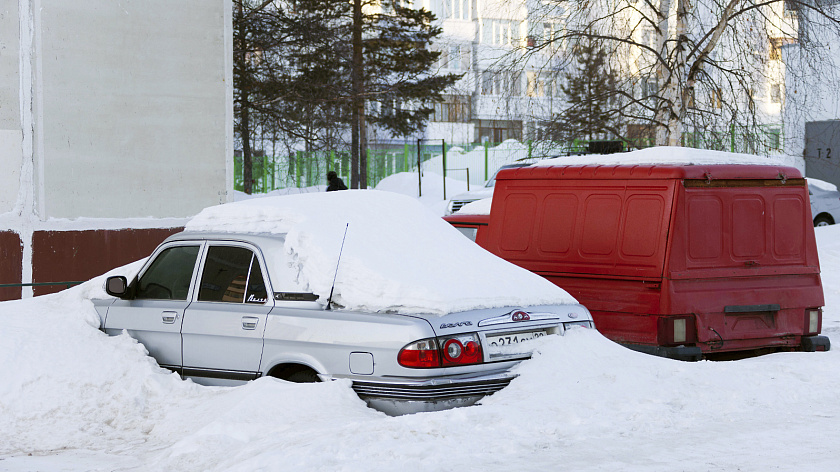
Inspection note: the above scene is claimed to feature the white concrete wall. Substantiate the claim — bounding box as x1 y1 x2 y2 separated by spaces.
25 0 231 219
0 2 22 214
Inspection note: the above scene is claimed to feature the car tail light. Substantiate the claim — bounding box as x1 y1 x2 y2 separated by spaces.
397 338 440 368
398 333 484 368
657 316 696 346
440 334 483 367
805 308 822 335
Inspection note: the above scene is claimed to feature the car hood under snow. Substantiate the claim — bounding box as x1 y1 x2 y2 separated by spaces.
184 190 575 316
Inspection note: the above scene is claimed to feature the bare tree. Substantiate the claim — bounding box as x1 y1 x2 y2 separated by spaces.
521 0 840 151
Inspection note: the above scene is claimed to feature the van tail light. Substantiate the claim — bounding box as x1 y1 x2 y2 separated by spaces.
657 316 696 346
398 333 484 368
805 308 822 335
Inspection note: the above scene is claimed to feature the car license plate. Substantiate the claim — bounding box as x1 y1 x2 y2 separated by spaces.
485 330 548 357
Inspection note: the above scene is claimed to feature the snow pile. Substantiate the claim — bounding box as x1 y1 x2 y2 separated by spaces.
374 170 470 215
234 185 326 201
185 190 575 314
419 140 544 187
815 225 840 335
454 197 492 216
3 292 840 470
537 146 804 170
0 276 374 469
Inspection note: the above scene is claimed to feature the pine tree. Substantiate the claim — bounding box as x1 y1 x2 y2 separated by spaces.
554 36 620 143
233 0 460 191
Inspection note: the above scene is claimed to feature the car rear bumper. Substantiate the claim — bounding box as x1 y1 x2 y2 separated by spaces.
352 372 515 416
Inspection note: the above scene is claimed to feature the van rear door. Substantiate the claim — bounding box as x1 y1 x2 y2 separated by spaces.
666 177 824 353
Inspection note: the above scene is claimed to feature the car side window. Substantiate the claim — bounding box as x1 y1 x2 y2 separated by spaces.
135 245 201 300
198 246 267 304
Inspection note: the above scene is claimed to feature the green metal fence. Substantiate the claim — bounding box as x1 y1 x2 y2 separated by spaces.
234 141 540 193
235 128 785 194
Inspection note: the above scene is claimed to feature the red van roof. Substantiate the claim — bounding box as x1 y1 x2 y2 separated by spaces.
497 164 802 181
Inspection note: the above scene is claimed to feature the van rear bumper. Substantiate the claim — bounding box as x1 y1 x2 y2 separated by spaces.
625 335 831 361
801 335 831 352
623 344 704 361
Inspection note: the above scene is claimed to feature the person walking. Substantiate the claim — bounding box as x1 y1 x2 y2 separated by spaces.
326 171 348 191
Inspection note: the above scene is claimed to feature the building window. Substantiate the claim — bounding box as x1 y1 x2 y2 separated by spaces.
768 128 781 150
482 70 522 95
482 71 494 95
769 38 793 60
432 95 471 122
480 19 520 46
543 22 553 41
476 120 523 142
443 0 469 19
770 83 782 103
642 26 657 51
712 88 723 109
770 38 783 61
641 78 658 99
527 72 555 97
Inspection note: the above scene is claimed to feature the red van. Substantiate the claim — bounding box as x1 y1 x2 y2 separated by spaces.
444 164 830 360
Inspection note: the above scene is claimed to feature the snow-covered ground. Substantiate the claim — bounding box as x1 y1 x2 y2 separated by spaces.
2 149 839 471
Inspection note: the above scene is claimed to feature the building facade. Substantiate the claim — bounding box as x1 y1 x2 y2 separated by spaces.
0 0 232 299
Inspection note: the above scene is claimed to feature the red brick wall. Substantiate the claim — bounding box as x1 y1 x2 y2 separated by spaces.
31 228 182 296
0 231 23 301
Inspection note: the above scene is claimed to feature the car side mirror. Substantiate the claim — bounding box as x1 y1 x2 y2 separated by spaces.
105 276 128 298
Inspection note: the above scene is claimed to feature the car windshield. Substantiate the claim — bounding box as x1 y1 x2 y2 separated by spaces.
485 164 529 188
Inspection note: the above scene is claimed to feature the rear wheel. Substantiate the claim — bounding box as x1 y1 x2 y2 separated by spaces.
814 214 834 227
286 370 320 383
268 364 321 383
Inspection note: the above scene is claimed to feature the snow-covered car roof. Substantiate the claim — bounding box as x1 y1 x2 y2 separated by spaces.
183 190 575 315
807 177 838 193
534 146 801 168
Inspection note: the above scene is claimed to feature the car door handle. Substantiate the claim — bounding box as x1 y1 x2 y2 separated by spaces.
242 316 259 330
162 311 178 324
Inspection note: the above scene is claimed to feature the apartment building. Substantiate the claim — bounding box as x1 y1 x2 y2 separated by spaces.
410 0 794 150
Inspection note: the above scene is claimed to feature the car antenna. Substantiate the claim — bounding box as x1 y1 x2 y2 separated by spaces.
326 223 349 311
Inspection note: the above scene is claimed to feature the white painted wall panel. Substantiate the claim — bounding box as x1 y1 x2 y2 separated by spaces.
0 3 21 214
37 0 228 218
0 130 22 213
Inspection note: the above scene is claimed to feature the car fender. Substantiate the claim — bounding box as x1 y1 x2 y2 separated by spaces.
91 298 116 329
259 351 330 379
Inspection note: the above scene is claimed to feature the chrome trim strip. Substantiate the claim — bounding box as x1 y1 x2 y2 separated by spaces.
181 366 261 382
478 311 561 327
352 378 512 401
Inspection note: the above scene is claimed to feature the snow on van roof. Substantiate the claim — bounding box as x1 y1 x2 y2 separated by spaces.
185 190 575 315
535 146 801 169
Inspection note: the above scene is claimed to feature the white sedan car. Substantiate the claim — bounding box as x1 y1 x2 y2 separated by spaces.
808 178 840 227
93 191 592 415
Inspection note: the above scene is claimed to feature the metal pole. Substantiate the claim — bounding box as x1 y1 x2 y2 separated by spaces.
442 139 447 200
484 144 489 181
417 138 422 197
